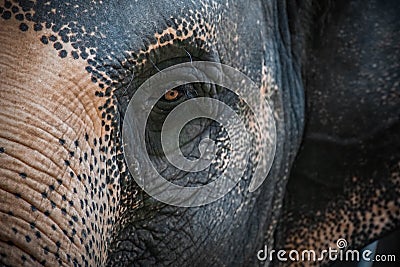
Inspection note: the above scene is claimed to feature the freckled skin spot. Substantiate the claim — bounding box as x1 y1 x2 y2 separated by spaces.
33 23 42 31
48 35 57 42
59 49 67 58
19 22 28 31
40 35 48 44
53 41 62 50
1 10 11 20
15 13 24 21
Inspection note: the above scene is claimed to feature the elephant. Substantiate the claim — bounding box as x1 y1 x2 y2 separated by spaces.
0 0 399 266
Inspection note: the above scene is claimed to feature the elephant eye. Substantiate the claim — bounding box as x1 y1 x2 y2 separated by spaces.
159 84 197 105
163 89 182 101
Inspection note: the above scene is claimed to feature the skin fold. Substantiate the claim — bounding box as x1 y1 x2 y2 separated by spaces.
0 0 398 266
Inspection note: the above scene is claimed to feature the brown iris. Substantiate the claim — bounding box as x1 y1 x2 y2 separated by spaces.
164 89 181 101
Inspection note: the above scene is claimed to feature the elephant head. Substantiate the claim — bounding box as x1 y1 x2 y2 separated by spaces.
0 0 399 266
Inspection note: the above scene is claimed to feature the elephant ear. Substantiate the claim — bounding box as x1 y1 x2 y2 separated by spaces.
276 0 400 264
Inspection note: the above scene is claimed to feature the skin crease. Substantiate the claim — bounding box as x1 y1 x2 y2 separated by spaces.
0 17 115 266
0 0 398 267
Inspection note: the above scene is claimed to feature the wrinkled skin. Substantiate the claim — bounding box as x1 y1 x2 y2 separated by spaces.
0 0 399 266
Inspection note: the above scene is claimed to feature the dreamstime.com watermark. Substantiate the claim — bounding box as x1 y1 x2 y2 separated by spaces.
122 61 277 207
257 238 396 263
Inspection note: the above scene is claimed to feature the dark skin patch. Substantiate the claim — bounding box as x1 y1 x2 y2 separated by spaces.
276 0 400 265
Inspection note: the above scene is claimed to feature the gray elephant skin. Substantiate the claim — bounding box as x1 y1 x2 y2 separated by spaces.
0 0 399 266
